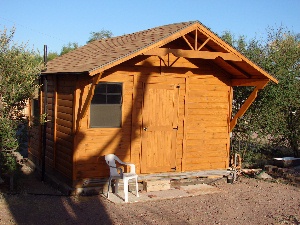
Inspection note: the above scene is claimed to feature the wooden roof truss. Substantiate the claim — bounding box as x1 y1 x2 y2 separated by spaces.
144 28 242 62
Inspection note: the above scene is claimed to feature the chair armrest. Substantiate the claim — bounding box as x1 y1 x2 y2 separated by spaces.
125 163 136 174
109 166 123 176
111 156 136 174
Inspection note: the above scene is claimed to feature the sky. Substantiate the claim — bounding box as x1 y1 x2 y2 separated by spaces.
0 0 299 54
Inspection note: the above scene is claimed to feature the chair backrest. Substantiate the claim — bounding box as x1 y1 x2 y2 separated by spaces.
105 154 122 177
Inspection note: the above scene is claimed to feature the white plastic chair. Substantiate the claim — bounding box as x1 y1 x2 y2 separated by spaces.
105 154 139 202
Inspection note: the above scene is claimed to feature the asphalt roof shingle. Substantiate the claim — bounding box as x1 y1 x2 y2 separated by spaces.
45 21 198 74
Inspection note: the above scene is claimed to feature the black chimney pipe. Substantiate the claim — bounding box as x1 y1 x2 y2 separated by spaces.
43 45 47 68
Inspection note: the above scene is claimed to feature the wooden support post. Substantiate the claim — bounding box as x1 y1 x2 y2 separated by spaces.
230 81 269 132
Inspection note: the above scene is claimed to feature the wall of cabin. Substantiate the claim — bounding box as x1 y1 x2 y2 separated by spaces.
28 74 76 185
73 55 232 186
28 54 232 188
184 73 231 171
73 73 134 183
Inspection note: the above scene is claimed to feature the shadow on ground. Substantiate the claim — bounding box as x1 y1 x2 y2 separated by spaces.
0 164 113 224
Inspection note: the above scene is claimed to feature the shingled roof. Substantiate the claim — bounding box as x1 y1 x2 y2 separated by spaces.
45 21 197 74
44 21 277 84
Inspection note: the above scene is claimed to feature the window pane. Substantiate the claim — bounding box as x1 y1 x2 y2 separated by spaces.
107 84 122 93
94 83 106 94
107 95 121 104
90 105 122 128
91 94 106 104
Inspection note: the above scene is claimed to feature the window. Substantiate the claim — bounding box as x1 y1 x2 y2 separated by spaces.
90 82 122 128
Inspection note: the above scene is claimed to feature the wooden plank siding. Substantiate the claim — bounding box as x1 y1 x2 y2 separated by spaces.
184 74 230 171
45 76 55 169
28 74 76 183
54 75 76 179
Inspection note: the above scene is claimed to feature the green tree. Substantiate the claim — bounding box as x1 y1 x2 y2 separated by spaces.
47 29 113 61
253 27 300 157
0 28 42 176
47 51 59 61
87 29 113 43
60 42 79 55
46 42 79 61
222 28 300 158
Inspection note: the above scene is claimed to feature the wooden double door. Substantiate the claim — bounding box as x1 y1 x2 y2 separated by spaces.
141 82 180 173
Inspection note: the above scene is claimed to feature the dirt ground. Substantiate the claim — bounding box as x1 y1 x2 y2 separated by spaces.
0 165 300 225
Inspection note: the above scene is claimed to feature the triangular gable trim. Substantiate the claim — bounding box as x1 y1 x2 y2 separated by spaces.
89 21 199 76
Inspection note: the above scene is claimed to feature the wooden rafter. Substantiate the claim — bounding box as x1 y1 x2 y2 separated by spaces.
231 79 270 86
185 28 210 51
197 38 210 51
75 72 103 133
195 29 197 50
157 55 180 67
214 57 249 78
158 56 167 67
230 80 269 131
182 34 194 50
144 48 242 61
169 57 180 67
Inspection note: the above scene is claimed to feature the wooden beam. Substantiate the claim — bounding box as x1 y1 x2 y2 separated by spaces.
107 64 221 75
230 80 269 131
195 29 197 50
144 48 242 61
182 35 194 50
75 72 103 133
158 56 167 67
169 57 180 67
214 57 249 78
231 79 270 86
197 38 210 51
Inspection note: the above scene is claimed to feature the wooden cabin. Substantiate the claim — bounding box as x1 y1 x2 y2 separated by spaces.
28 21 277 189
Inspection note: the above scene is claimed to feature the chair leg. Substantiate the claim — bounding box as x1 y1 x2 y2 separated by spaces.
114 179 119 194
107 178 111 198
123 179 128 202
135 177 139 197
